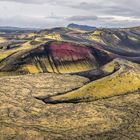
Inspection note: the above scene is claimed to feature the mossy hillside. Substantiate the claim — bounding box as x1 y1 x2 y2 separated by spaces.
0 37 7 43
17 32 37 40
0 41 35 61
87 30 105 44
46 33 62 41
45 59 140 103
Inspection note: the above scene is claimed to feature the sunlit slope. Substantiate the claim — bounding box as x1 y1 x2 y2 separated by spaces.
0 40 42 62
16 32 37 40
87 30 105 44
0 36 7 44
44 59 140 103
45 33 62 41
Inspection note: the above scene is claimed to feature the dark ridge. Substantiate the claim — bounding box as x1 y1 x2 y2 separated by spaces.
67 23 96 31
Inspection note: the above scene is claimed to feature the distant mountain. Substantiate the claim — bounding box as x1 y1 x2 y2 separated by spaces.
0 26 39 34
67 23 96 31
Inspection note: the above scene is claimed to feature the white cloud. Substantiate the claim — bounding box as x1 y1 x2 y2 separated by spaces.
67 15 98 21
0 0 139 28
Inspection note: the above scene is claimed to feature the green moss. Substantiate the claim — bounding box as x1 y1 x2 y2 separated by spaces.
45 59 140 103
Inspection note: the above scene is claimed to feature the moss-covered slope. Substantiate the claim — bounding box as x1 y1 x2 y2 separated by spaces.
44 59 140 103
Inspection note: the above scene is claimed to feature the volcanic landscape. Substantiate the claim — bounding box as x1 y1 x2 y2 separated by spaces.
0 25 140 139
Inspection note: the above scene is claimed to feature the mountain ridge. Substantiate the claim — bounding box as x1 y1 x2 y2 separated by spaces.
67 23 96 31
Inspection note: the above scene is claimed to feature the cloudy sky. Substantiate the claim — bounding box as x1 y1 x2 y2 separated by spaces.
0 0 140 28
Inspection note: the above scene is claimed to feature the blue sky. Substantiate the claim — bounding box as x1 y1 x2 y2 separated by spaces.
0 0 140 28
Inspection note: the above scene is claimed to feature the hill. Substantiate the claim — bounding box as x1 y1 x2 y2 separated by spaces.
44 58 140 103
67 23 96 31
